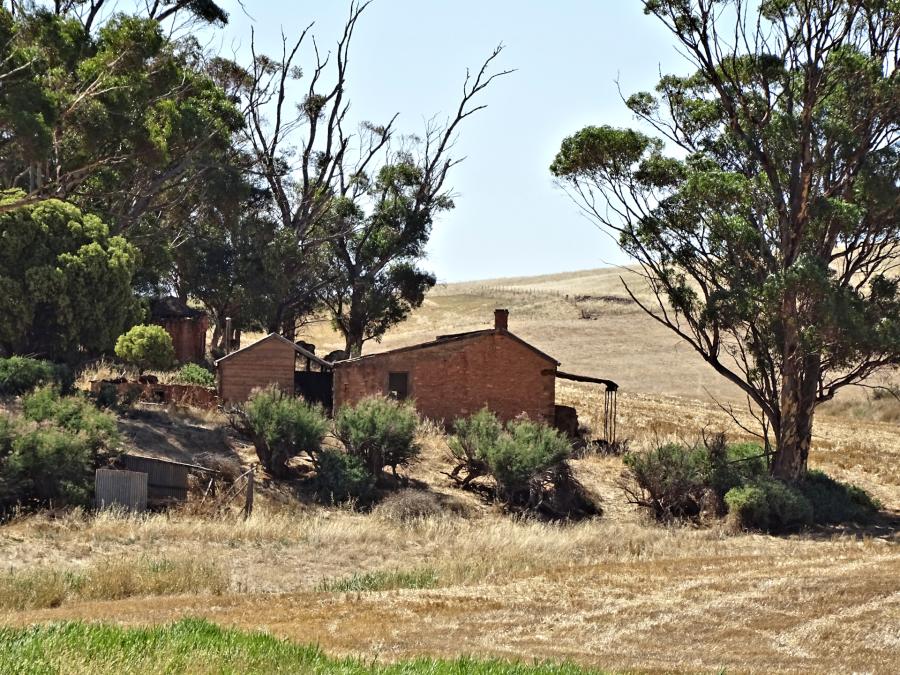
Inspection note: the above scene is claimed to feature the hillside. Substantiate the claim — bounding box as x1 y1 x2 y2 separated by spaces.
297 267 749 402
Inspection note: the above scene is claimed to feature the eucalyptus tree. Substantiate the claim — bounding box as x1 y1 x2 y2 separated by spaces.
0 1 241 296
234 1 510 337
551 0 900 480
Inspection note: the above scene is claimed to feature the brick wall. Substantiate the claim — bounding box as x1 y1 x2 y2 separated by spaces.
333 332 556 424
157 317 208 363
217 336 295 403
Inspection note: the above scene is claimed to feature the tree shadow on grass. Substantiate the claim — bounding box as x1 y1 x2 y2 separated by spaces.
795 511 900 542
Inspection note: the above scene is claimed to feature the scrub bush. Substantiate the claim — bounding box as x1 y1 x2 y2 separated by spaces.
797 470 881 524
21 387 119 457
724 479 814 532
0 426 94 509
314 449 374 504
334 396 421 478
243 387 328 478
0 357 65 396
173 363 215 388
448 409 596 518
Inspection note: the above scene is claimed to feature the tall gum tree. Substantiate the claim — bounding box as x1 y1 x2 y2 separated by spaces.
551 0 900 481
232 1 510 337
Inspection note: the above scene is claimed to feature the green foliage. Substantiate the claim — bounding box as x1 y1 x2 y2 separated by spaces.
0 425 94 509
487 419 573 501
0 357 56 395
551 2 900 481
0 618 604 674
622 437 768 521
706 440 768 499
21 387 119 456
625 436 879 531
319 179 441 355
317 568 438 593
448 409 594 518
447 407 504 484
94 382 120 410
244 387 328 478
173 363 215 388
0 6 242 280
114 325 175 373
314 449 374 504
0 389 119 511
725 479 814 532
0 199 142 361
622 443 713 520
797 470 881 524
334 396 421 476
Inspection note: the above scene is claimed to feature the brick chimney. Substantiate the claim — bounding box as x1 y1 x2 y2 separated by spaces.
494 308 509 332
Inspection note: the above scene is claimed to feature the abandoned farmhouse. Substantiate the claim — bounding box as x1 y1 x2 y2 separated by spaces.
213 309 617 438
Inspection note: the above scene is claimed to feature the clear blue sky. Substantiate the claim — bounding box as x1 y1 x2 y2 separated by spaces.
209 1 684 282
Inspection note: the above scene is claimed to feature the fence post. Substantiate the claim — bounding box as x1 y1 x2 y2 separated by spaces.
243 465 255 520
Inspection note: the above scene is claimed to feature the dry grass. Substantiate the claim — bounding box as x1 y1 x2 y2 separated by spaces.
2 502 897 672
5 267 900 672
0 556 227 610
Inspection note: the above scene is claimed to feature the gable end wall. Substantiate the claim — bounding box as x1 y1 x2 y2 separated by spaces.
217 337 295 403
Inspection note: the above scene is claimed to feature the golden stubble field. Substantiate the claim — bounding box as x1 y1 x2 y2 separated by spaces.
2 268 899 673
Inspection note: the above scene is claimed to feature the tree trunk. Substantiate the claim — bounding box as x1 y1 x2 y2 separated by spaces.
344 333 363 358
343 295 365 357
772 356 819 482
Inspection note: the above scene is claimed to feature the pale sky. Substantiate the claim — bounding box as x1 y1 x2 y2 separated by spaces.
209 1 685 282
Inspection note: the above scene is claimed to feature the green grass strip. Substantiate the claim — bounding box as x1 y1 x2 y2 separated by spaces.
0 618 605 674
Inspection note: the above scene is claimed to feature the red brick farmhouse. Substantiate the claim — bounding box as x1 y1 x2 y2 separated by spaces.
334 309 555 424
333 309 617 436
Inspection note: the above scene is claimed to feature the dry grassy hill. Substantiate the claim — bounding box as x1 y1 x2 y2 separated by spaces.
295 267 746 402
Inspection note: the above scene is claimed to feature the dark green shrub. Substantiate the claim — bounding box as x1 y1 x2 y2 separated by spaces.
0 357 55 396
243 387 327 478
708 441 767 497
0 415 16 457
797 470 881 524
486 419 572 501
622 443 712 520
725 478 813 532
173 363 215 388
447 407 503 485
114 325 175 373
22 388 119 458
447 410 593 518
622 436 771 521
95 382 119 409
314 449 374 504
334 396 421 477
0 427 94 509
